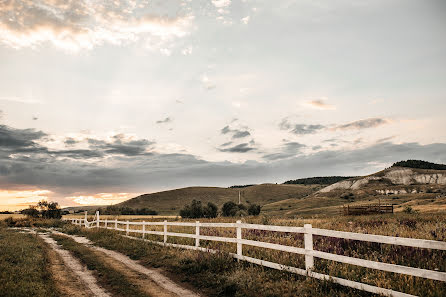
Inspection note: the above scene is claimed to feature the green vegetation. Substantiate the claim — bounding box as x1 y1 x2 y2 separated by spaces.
2 216 67 228
0 228 58 297
392 160 446 170
21 201 62 219
221 201 247 217
179 200 218 218
95 205 158 215
229 184 256 188
283 176 356 185
117 184 318 215
247 204 261 215
52 234 149 297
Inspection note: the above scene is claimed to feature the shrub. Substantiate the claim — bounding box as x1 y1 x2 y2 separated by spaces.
221 201 247 217
179 200 218 218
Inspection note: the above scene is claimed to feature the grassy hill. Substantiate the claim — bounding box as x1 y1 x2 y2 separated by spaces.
117 184 321 215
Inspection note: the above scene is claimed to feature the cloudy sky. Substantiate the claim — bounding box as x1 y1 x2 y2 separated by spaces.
1 0 446 210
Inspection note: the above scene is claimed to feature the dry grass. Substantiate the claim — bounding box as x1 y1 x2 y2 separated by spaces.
0 214 25 220
64 212 446 296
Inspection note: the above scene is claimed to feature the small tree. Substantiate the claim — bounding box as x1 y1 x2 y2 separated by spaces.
21 206 39 218
248 204 261 216
37 200 62 219
203 202 218 218
222 201 238 217
221 201 247 217
179 200 204 218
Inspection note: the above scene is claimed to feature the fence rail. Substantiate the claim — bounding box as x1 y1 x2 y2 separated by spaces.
65 212 446 297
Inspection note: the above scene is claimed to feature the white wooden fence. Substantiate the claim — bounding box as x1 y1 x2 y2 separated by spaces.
66 212 446 297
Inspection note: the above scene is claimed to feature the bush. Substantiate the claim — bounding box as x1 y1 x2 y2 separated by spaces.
179 200 218 218
221 201 247 217
248 204 261 215
21 200 62 219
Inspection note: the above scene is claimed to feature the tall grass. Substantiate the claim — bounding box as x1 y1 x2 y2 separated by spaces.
0 228 58 297
62 212 446 296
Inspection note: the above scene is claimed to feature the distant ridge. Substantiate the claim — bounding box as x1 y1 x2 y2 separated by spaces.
392 160 446 170
283 176 356 185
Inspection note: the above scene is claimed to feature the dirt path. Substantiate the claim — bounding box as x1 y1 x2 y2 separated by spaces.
53 231 201 297
45 242 94 297
39 233 111 297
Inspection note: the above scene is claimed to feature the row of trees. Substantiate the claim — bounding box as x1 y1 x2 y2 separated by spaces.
180 200 261 219
21 200 62 219
95 206 158 215
283 176 355 185
392 160 446 170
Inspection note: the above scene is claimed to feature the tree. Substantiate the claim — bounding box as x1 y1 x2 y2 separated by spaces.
37 200 62 219
21 201 62 219
21 206 39 218
248 204 261 216
221 201 247 217
221 201 238 217
203 202 218 218
179 200 204 218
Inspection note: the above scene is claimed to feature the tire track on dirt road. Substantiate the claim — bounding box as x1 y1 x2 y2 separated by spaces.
52 231 201 297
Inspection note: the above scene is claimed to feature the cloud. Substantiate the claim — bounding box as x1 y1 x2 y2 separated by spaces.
0 124 46 151
156 117 172 124
291 124 325 135
262 142 305 161
2 123 446 209
0 0 193 52
212 0 232 8
87 134 155 157
334 118 389 130
279 119 325 135
233 130 251 139
220 125 251 139
219 143 255 153
64 137 78 146
304 99 336 110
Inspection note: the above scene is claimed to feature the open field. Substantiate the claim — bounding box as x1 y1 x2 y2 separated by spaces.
0 228 58 297
0 214 25 220
2 210 446 297
64 211 446 297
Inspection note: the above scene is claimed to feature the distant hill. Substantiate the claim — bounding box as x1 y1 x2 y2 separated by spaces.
118 184 320 215
283 176 356 185
392 160 446 170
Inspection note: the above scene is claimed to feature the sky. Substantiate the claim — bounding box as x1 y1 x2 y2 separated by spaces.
0 0 446 210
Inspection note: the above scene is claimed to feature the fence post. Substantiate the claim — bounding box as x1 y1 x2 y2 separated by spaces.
163 220 167 245
96 211 100 228
142 221 145 239
195 221 200 247
115 219 117 230
236 220 242 260
304 224 314 272
126 220 129 236
105 218 107 229
84 211 88 227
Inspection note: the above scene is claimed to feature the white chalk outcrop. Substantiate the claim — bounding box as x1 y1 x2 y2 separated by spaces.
319 168 446 193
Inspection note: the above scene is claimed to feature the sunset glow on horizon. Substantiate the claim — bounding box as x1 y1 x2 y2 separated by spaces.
0 0 445 210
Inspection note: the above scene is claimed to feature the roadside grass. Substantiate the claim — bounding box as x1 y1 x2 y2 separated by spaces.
1 216 68 228
0 228 58 297
61 226 374 297
51 234 150 297
61 212 446 297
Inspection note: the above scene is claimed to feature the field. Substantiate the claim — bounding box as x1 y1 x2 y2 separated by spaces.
0 214 25 220
1 210 445 297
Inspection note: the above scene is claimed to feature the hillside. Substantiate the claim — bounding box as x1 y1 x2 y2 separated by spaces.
118 184 321 215
264 166 446 217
